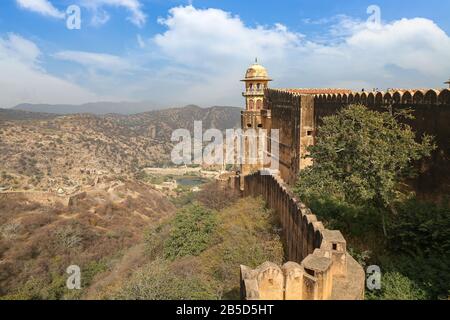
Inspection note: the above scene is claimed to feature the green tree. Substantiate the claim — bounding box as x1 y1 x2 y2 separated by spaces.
164 204 217 260
366 272 427 300
295 104 435 236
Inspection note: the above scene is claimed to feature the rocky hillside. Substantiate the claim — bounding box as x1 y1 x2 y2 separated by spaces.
0 178 176 299
108 105 242 140
0 106 241 192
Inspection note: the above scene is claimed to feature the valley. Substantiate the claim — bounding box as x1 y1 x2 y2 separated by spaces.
0 105 257 299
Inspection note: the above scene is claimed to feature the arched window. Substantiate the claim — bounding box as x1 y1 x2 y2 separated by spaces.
256 100 262 110
249 99 254 110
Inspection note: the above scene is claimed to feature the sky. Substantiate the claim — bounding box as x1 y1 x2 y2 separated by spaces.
0 0 450 108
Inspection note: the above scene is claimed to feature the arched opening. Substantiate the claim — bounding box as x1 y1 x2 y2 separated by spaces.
393 92 402 104
375 92 383 105
348 94 354 104
384 93 392 104
438 89 450 104
413 91 424 104
367 93 375 106
256 99 263 110
424 90 438 104
249 99 254 110
402 91 413 104
360 92 367 105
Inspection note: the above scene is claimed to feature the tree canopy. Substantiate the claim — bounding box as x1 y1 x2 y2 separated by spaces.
295 104 435 223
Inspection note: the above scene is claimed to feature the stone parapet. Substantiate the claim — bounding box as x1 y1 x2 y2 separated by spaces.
239 172 365 300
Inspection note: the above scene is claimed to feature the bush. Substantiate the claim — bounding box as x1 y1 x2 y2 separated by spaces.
200 197 284 299
366 271 427 300
116 259 217 300
117 198 284 300
387 199 450 256
144 223 171 259
0 222 21 240
196 183 240 211
55 225 84 250
164 204 217 260
378 252 450 300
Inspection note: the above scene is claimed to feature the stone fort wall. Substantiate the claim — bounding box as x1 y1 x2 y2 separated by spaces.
238 87 448 300
239 172 365 300
266 88 450 196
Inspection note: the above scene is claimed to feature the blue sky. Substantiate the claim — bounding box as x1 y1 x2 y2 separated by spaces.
0 0 449 108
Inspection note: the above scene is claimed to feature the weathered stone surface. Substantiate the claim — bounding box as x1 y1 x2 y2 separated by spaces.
239 172 365 300
236 66 450 301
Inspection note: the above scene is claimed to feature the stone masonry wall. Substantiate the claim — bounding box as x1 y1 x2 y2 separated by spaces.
313 89 450 197
239 172 365 300
265 88 450 196
265 90 315 185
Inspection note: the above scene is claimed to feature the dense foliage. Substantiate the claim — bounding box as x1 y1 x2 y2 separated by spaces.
294 105 448 300
295 104 434 235
119 198 284 300
164 204 217 260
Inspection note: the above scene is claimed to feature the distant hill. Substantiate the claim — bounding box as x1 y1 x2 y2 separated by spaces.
0 105 242 191
108 105 243 139
0 108 59 121
13 101 162 115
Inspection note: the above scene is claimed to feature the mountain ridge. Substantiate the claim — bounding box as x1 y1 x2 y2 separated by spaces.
12 102 242 116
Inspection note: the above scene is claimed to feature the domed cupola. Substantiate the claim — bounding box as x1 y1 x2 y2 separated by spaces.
241 59 272 111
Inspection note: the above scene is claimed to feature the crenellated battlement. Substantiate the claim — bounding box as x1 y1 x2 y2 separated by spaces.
239 172 365 300
314 88 450 105
261 87 450 193
266 88 450 106
238 64 449 300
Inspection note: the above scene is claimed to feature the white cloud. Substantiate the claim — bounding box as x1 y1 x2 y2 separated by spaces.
54 51 133 72
155 6 301 67
5 6 450 108
0 34 101 107
16 0 146 27
146 6 450 105
15 0 64 19
0 33 41 64
79 0 146 27
90 8 111 27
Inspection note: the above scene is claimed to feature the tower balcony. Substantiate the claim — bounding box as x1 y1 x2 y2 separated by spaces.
242 90 265 97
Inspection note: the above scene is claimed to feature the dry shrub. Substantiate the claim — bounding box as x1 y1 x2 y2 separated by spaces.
55 225 84 250
196 182 240 211
0 222 21 240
